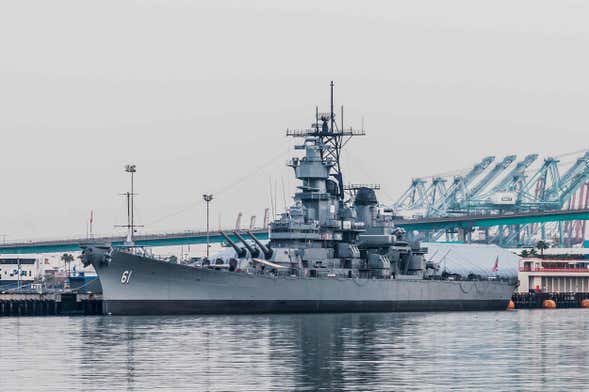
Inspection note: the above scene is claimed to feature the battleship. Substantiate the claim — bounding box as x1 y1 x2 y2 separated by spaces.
82 82 516 315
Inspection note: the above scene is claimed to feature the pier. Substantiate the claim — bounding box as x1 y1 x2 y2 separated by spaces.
512 292 589 309
0 292 102 316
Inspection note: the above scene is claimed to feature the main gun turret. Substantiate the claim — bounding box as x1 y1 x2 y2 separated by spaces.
245 230 273 259
220 232 247 258
233 231 260 258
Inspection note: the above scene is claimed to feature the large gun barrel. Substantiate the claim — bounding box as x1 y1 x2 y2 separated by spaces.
245 230 273 259
233 231 260 258
220 231 247 258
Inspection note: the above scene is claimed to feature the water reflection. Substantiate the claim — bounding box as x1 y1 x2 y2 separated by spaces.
1 310 588 391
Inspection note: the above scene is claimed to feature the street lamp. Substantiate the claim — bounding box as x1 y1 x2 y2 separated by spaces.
203 194 213 259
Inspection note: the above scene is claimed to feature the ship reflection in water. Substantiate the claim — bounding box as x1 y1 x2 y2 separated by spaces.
1 311 589 391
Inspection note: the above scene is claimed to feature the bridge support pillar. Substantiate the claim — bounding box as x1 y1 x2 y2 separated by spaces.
498 225 504 246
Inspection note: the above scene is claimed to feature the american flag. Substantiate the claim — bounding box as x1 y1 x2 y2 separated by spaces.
491 256 499 273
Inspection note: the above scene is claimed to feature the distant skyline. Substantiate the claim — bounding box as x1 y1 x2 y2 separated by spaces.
1 0 589 240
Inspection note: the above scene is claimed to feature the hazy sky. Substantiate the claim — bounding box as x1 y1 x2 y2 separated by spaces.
1 0 589 240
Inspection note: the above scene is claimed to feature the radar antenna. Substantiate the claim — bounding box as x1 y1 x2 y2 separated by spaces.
286 81 365 200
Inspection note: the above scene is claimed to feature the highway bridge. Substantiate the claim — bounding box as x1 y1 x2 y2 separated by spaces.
1 208 588 254
0 230 269 255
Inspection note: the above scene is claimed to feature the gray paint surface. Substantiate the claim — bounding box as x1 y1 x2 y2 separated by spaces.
92 249 514 315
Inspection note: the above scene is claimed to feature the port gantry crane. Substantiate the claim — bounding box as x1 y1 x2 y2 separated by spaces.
393 156 496 216
431 156 496 216
467 155 517 200
483 154 538 196
393 150 589 247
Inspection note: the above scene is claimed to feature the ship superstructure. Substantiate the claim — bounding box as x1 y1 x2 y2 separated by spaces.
215 81 429 281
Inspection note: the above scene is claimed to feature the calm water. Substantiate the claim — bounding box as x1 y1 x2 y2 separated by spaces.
1 310 588 391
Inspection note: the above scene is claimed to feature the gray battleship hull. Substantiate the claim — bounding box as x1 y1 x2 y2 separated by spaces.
93 250 515 315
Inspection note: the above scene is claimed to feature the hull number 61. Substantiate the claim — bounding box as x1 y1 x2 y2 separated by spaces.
121 270 133 285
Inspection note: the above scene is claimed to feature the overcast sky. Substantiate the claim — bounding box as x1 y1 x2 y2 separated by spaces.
1 0 589 240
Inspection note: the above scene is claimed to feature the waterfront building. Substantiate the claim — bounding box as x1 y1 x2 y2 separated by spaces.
0 257 38 289
518 251 589 293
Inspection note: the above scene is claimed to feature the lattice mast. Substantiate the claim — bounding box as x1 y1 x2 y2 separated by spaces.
286 81 365 201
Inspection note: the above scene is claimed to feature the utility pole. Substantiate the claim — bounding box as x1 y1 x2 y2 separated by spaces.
17 257 21 291
203 194 213 259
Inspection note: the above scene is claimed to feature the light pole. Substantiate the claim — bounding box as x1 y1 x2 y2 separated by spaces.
203 194 213 259
125 164 137 245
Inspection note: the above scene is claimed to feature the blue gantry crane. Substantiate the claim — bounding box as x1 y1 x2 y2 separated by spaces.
393 150 589 247
468 155 516 199
486 154 538 194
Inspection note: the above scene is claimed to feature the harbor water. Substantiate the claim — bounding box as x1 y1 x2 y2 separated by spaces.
1 310 588 391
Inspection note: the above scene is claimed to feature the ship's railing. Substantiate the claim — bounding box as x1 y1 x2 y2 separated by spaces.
519 267 589 273
344 184 381 191
522 257 589 261
296 192 330 200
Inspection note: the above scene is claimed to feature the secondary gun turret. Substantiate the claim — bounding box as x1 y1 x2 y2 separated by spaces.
232 231 260 258
220 232 247 258
245 230 273 259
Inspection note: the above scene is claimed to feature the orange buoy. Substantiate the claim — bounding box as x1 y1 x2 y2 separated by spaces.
581 299 589 308
507 300 515 310
542 299 557 309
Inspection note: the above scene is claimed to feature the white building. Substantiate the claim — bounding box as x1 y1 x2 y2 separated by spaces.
0 257 39 289
0 253 98 290
518 256 589 293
